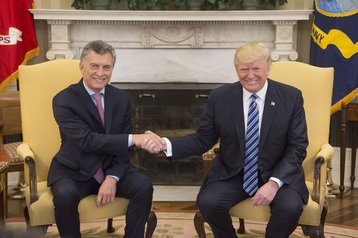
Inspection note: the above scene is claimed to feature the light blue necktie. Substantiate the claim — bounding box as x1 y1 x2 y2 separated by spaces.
243 94 259 196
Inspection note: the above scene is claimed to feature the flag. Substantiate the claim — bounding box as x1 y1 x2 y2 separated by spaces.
0 0 40 91
310 0 358 113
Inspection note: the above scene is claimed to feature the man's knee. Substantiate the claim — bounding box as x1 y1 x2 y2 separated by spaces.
197 193 222 219
139 180 153 199
131 176 153 200
270 196 303 222
282 202 303 220
52 186 81 208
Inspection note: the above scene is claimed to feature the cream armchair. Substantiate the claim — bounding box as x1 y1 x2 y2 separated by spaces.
194 61 334 238
17 60 157 236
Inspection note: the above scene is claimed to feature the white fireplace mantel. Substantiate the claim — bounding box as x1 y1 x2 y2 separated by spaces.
31 9 312 21
31 9 312 83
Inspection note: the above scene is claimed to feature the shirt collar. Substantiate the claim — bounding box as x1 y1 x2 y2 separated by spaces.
243 79 268 103
82 80 105 96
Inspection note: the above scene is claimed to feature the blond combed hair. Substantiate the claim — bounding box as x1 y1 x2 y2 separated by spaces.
234 43 272 68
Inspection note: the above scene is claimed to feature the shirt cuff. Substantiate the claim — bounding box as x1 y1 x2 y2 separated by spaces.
269 177 284 188
108 175 119 182
128 134 133 147
163 137 172 157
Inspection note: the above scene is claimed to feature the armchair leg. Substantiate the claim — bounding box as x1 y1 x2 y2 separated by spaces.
23 205 30 227
24 205 50 235
300 204 327 238
107 218 115 233
106 211 157 236
145 211 157 238
237 218 246 234
193 211 206 238
300 225 324 238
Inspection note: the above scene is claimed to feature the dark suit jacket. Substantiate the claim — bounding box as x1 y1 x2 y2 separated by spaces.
48 79 133 186
169 79 309 203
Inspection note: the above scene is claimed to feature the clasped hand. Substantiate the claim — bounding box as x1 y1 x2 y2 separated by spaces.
132 130 166 154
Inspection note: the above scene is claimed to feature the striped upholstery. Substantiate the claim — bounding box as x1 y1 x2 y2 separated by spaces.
4 142 23 164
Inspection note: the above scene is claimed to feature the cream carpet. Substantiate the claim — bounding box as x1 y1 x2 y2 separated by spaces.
6 211 358 238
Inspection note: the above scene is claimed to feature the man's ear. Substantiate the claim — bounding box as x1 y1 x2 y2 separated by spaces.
79 63 84 74
234 64 240 76
266 64 271 77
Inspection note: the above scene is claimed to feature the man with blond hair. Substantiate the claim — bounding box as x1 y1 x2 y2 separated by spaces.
149 42 309 238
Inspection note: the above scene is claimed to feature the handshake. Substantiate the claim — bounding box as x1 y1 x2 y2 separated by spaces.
132 130 167 154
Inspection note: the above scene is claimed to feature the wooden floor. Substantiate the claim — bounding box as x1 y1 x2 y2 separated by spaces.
6 188 358 227
326 187 358 226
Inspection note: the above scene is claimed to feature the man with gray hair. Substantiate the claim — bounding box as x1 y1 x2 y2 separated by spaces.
48 40 164 238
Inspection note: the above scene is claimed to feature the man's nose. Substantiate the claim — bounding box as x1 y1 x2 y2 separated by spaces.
247 69 255 78
96 67 104 75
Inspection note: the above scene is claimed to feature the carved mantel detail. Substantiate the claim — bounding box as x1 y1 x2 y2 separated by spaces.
31 9 312 83
142 25 204 48
46 20 73 60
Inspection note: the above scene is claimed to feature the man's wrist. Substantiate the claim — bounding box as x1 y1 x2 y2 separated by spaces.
107 175 119 182
269 177 283 188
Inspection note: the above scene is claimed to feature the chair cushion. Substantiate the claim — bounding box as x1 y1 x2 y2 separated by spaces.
229 181 324 226
4 142 23 164
25 181 129 226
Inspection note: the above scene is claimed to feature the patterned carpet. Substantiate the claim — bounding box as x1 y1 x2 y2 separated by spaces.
6 211 358 238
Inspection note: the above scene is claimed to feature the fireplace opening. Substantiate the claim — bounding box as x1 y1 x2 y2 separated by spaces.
116 83 222 186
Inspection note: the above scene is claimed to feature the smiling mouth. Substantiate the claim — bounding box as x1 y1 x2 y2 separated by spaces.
245 79 258 85
94 77 106 82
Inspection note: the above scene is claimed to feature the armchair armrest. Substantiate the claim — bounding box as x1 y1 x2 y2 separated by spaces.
16 143 38 204
202 142 220 160
312 143 334 203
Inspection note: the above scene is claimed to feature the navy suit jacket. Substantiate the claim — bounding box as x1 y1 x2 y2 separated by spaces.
169 79 309 203
48 80 133 186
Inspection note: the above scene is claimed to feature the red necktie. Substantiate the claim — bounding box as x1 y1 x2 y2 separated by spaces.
92 93 105 183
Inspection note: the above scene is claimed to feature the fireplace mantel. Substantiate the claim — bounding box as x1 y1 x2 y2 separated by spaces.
31 9 311 21
31 9 312 83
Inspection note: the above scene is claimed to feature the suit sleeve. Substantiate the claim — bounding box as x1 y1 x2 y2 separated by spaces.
105 101 133 177
271 90 308 185
170 93 220 159
52 93 130 156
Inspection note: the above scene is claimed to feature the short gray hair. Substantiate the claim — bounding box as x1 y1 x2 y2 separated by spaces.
80 40 116 65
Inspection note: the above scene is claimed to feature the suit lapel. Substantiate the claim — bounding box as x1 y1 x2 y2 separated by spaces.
76 80 105 128
229 82 245 158
260 79 277 149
